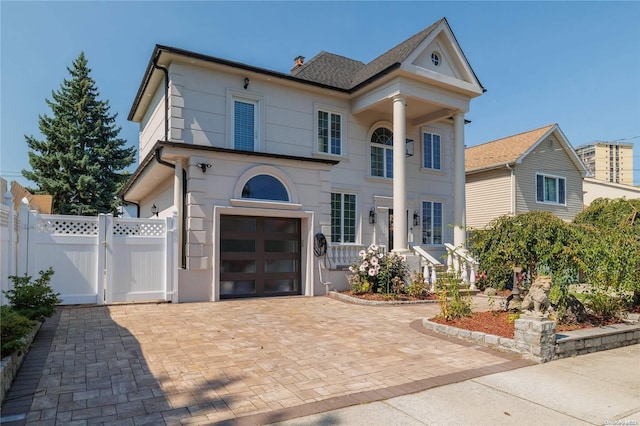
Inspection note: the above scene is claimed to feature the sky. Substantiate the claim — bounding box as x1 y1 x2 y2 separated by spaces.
1 1 639 189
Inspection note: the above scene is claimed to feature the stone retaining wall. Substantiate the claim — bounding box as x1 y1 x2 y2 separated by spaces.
422 317 640 363
555 323 640 359
0 322 41 403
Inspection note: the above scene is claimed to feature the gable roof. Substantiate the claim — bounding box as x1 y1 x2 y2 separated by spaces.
465 124 556 172
350 20 441 88
130 18 484 121
290 52 365 89
10 180 53 213
293 17 485 92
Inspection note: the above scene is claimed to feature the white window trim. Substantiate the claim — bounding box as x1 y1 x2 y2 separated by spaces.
330 190 360 245
368 121 394 179
226 88 264 151
421 128 443 171
313 103 346 158
421 199 444 246
535 173 567 206
233 165 299 204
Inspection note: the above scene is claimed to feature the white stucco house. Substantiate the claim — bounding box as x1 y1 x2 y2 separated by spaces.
121 18 485 302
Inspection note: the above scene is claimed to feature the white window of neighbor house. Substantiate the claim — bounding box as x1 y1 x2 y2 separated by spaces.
331 192 356 243
317 109 343 156
423 131 442 170
536 173 566 205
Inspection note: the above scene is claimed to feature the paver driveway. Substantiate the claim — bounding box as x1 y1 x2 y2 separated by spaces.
20 296 529 425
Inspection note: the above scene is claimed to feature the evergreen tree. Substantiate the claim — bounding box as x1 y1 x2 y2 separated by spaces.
23 52 135 215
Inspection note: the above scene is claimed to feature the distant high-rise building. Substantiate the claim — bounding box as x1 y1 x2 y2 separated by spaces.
575 141 634 185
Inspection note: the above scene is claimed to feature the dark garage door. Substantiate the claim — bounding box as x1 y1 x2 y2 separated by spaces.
220 215 301 299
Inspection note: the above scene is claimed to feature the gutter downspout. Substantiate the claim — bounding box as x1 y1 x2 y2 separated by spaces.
153 55 187 269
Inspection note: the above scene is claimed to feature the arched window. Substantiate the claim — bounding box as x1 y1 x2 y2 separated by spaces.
241 175 289 201
370 127 393 178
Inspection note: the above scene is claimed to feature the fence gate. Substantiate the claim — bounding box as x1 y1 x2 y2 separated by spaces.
14 207 178 305
105 216 176 304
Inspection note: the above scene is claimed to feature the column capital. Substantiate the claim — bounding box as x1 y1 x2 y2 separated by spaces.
392 95 407 104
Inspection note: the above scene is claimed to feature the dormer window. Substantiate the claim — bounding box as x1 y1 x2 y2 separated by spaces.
431 52 440 66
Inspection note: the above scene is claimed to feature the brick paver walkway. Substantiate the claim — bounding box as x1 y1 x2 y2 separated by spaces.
4 296 530 425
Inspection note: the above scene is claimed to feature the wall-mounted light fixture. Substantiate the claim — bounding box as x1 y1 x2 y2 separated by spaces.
151 204 159 217
413 210 420 226
405 139 414 157
369 208 377 225
196 162 212 173
243 77 250 90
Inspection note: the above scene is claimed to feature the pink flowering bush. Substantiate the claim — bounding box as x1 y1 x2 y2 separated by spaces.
347 243 408 294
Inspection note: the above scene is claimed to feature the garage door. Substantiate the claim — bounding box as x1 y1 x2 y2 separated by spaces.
220 215 301 299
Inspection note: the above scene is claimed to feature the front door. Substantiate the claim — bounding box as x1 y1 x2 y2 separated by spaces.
219 215 301 298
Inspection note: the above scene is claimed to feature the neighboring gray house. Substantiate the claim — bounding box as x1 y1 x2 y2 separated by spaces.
465 124 587 229
122 18 485 302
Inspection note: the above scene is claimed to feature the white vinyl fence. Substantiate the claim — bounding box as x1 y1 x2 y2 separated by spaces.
1 195 178 305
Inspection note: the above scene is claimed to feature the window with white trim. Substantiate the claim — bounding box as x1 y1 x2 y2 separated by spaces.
536 174 566 205
317 110 342 155
370 127 393 178
233 98 258 151
422 201 443 245
331 192 356 243
422 132 441 170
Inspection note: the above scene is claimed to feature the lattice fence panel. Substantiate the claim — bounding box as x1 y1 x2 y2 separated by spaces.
37 217 99 235
113 220 165 237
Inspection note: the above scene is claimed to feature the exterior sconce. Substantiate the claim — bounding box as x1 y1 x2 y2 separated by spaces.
243 77 249 89
196 162 211 173
369 208 377 225
413 211 420 226
151 204 159 217
405 139 414 157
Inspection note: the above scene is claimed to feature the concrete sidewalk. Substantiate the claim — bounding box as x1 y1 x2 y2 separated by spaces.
269 344 640 426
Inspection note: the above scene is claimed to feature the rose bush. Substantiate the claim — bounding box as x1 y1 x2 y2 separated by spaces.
347 244 409 295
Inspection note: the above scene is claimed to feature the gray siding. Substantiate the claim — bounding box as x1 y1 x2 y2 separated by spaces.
465 168 511 229
514 137 583 221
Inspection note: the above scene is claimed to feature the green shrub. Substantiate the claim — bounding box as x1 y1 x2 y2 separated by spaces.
5 268 61 321
584 289 621 320
436 272 472 321
1 305 37 357
406 271 430 298
348 244 408 295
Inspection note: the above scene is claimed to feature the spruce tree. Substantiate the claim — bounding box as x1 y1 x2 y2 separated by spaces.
23 52 135 215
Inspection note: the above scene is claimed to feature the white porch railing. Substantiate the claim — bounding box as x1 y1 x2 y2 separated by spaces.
410 244 442 291
444 243 479 289
326 244 369 268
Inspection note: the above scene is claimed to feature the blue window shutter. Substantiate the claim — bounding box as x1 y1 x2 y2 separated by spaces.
536 175 544 202
559 178 566 204
234 100 255 151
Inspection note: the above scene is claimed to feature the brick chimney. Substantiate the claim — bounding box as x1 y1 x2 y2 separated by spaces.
291 55 305 72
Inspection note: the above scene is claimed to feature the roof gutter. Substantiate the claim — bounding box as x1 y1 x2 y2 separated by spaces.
150 53 187 269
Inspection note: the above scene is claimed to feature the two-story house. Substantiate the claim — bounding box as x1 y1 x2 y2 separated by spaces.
465 124 587 230
121 18 485 302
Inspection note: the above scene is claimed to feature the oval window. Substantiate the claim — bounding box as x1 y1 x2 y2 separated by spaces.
241 175 289 201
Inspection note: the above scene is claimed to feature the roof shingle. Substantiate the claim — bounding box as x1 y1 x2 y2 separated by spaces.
465 124 556 172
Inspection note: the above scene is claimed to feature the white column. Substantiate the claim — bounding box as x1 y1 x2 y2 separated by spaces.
393 96 407 252
453 111 466 247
